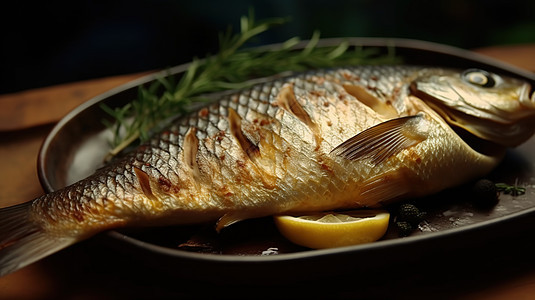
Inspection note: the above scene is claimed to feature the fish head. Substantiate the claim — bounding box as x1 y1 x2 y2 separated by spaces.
410 68 535 147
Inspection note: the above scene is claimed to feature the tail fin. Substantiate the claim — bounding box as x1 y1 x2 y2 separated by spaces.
0 202 75 277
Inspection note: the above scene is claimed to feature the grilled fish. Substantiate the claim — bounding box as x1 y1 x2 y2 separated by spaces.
1 65 534 276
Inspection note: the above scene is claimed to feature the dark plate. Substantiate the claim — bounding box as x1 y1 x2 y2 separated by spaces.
38 38 535 283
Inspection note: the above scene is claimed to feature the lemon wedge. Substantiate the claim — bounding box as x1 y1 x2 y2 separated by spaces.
273 210 390 249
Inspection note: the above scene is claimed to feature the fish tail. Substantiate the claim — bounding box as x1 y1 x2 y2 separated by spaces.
0 202 75 277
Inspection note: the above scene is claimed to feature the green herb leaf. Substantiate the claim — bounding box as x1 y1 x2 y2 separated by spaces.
495 182 526 196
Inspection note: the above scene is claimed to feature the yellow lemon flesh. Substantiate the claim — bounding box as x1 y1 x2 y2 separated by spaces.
274 210 390 249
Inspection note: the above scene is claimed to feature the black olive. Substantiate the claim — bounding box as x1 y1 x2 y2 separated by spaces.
396 221 413 237
397 203 426 224
471 179 499 208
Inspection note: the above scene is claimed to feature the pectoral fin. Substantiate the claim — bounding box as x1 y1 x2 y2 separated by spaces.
215 212 249 232
358 170 412 206
331 114 429 165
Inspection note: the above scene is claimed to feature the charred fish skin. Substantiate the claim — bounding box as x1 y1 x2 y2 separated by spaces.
1 65 533 277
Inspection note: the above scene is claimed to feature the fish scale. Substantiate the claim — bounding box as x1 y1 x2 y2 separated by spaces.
1 65 534 276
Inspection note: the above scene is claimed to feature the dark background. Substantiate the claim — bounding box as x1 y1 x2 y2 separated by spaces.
1 0 534 94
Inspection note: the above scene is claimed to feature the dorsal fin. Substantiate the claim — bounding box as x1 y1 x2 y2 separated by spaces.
276 83 322 148
331 114 429 165
342 84 398 118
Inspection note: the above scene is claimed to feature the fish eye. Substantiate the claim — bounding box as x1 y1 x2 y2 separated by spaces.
462 69 496 88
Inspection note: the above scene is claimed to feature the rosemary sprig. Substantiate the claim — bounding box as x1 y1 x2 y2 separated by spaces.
101 11 400 158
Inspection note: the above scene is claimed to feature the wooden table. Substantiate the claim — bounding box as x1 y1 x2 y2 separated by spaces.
0 44 534 299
